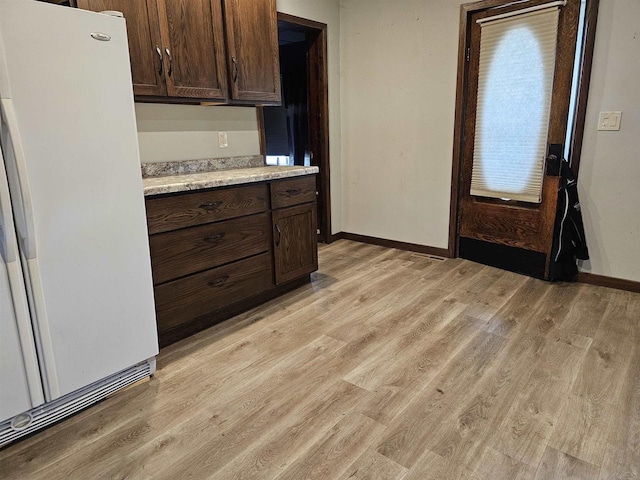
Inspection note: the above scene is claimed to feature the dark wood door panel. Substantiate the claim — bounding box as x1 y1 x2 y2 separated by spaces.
156 0 228 99
154 253 273 334
270 175 317 210
149 213 270 284
460 201 543 252
146 184 268 234
273 203 318 285
77 0 166 96
222 0 281 103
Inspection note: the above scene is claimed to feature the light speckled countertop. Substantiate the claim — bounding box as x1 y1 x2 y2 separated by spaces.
142 165 319 196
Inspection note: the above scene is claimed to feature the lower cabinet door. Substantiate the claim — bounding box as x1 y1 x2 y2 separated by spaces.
272 203 318 285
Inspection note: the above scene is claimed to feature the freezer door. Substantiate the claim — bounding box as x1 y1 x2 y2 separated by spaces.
0 1 158 400
0 139 44 421
0 236 33 421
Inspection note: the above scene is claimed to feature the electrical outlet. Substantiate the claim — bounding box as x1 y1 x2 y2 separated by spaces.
218 131 229 148
598 111 622 131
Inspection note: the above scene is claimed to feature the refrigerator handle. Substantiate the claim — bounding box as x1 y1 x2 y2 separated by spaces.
0 98 37 260
0 143 17 263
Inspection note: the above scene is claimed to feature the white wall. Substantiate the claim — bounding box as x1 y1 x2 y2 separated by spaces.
577 0 640 282
340 0 462 248
135 104 260 163
276 0 343 234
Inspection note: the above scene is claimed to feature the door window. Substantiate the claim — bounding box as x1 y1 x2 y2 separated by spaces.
470 6 561 203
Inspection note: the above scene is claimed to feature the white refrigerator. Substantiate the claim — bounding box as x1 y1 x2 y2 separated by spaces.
0 0 158 446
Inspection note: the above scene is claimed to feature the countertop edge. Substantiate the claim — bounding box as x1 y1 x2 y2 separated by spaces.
143 166 319 197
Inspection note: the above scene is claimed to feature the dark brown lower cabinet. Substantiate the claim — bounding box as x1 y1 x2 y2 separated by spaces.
146 175 317 347
273 203 318 285
154 253 274 333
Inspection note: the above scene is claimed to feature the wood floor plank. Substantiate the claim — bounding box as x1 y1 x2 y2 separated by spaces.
520 281 583 338
423 332 547 473
110 336 353 480
484 277 552 337
534 446 600 480
558 284 609 339
548 291 638 467
273 413 386 480
1 240 638 480
208 383 372 480
404 449 478 480
338 449 408 480
490 333 588 467
474 447 537 480
342 300 471 391
376 330 508 468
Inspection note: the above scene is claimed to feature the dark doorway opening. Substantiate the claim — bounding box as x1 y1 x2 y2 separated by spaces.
259 13 331 244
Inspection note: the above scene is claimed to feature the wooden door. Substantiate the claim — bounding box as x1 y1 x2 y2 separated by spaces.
457 0 581 279
76 0 166 96
222 0 281 103
156 0 228 99
272 203 318 285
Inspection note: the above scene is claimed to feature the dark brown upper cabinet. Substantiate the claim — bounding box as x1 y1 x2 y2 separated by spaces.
77 0 280 105
222 0 281 104
76 0 167 96
156 0 228 99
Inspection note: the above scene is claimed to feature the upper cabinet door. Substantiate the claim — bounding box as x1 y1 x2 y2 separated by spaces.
222 0 281 104
76 0 167 96
156 0 228 100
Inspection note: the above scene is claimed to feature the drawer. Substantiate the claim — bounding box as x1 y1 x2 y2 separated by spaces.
154 253 274 334
149 213 270 285
270 175 316 209
146 184 268 235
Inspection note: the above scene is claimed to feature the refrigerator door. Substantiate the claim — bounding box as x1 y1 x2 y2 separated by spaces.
0 1 158 400
0 140 44 420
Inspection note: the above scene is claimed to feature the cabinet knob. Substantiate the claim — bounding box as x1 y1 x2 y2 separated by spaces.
204 233 226 245
165 47 173 77
155 46 163 76
208 275 230 287
199 201 223 212
231 56 239 83
275 223 281 246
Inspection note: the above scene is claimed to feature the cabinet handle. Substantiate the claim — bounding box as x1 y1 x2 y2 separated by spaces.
155 46 164 76
285 189 300 196
204 232 225 245
199 201 223 212
208 275 229 287
231 56 239 83
165 47 173 76
275 223 281 246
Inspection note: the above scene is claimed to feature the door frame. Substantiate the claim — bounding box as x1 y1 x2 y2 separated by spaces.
257 12 332 244
447 0 600 258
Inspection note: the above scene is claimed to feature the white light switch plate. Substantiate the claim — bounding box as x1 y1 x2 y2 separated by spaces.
598 111 622 131
218 131 229 148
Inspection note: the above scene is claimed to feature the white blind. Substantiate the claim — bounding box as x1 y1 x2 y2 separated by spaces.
470 6 560 203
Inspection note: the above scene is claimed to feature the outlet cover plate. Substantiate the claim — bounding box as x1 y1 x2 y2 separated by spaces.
218 131 229 148
598 111 622 131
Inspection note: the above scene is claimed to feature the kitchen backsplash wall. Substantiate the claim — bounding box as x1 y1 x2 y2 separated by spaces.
134 103 261 163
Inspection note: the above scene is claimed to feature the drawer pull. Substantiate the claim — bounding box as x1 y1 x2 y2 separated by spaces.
204 232 226 245
285 189 301 196
275 223 281 246
208 275 230 287
200 201 223 212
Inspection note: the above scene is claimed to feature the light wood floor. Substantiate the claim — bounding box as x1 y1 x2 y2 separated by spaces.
1 240 638 480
